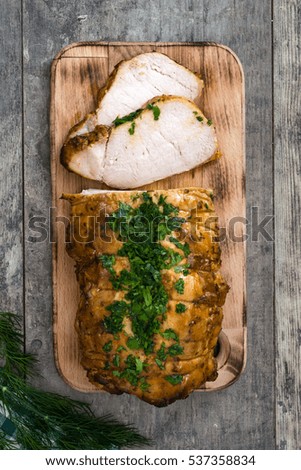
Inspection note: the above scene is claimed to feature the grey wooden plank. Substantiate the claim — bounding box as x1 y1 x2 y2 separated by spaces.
274 0 301 450
201 0 275 449
0 0 23 315
23 0 274 449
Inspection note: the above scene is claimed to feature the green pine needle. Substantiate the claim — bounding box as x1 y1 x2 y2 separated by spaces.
0 312 151 450
0 430 17 450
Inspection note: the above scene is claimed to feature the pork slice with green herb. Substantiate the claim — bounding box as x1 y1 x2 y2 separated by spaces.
103 96 220 188
62 96 220 187
66 51 204 139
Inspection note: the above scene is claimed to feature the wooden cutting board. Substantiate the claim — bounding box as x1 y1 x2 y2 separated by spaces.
50 42 246 393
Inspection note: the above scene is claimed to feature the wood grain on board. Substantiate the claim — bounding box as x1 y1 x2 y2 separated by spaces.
50 42 246 393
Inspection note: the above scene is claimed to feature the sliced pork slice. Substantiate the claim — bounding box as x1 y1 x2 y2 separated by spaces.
61 96 219 188
67 52 204 137
61 125 109 181
103 96 220 188
96 52 204 126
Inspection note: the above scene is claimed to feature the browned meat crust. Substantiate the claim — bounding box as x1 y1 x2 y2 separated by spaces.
62 188 229 406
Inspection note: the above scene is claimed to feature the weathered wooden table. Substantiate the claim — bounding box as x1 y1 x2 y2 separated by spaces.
1 0 300 449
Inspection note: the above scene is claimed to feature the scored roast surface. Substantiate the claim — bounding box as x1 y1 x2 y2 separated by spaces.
62 188 229 406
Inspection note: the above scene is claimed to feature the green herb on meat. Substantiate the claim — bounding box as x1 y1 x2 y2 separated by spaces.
107 202 132 236
146 103 161 120
103 301 129 334
155 358 165 370
168 344 184 356
112 109 143 127
105 193 186 355
128 122 136 135
139 378 150 391
174 278 185 295
99 254 116 277
131 193 141 202
175 303 187 314
165 375 183 385
134 357 144 374
127 337 141 350
161 329 179 342
113 354 120 367
174 264 190 276
169 237 191 257
207 119 213 126
142 286 152 306
117 355 147 387
103 341 113 352
196 116 203 122
157 343 167 362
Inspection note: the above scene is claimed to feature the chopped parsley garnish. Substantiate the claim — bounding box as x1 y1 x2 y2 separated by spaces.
147 103 161 120
113 354 120 367
209 192 214 201
111 354 146 387
174 278 185 295
99 254 116 276
193 111 203 122
205 202 209 210
112 109 142 127
117 355 147 387
207 119 213 126
102 192 188 384
142 286 152 306
175 303 187 314
127 336 141 350
157 343 167 361
128 121 135 135
165 375 183 385
174 265 190 276
103 301 129 334
139 377 150 391
134 358 144 374
167 249 183 267
104 192 186 354
155 339 183 367
155 358 165 370
161 329 179 342
169 237 191 257
103 361 110 370
102 341 113 352
168 344 183 356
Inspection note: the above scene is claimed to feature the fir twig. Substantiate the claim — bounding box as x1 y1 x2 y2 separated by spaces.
0 312 150 450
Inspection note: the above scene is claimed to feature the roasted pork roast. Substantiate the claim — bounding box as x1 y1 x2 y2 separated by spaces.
62 188 229 406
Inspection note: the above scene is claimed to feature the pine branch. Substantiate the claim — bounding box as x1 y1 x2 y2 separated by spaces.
0 312 151 450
